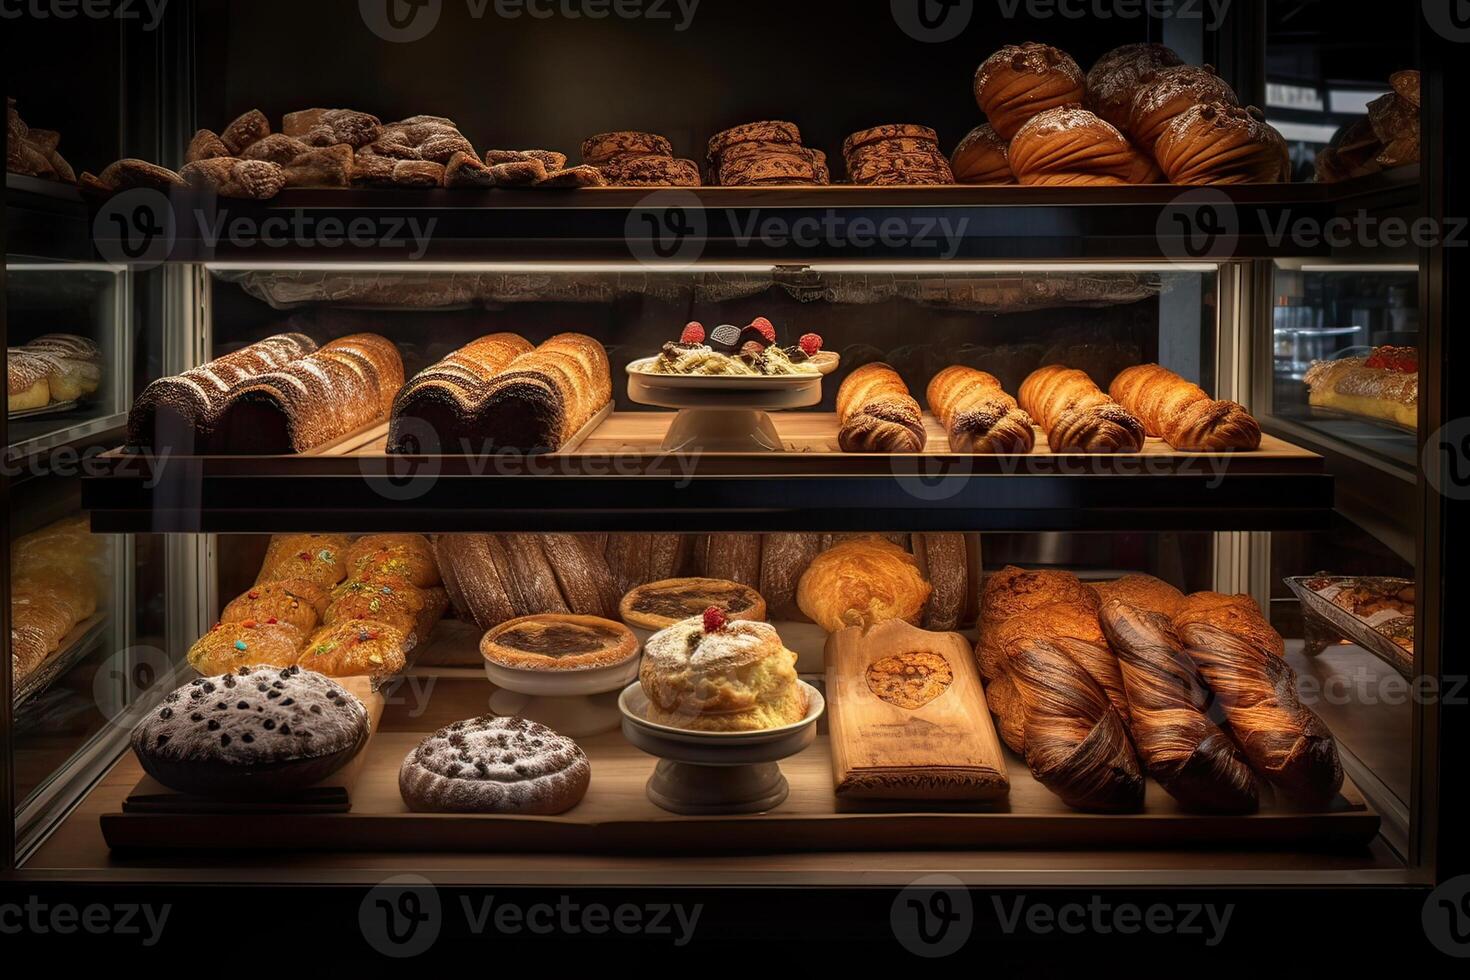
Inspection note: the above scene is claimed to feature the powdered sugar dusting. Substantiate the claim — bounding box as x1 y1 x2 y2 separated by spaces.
644 616 783 673
398 715 589 813
1015 106 1124 143
977 42 1084 92
1131 65 1237 118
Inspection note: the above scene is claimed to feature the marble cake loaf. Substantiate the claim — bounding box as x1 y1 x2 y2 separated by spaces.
388 332 611 454
126 332 318 452
210 334 404 453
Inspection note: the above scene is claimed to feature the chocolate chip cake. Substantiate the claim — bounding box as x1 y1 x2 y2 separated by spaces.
398 716 590 814
130 666 370 799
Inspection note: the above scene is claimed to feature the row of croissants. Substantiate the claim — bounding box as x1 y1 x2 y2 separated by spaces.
979 568 1342 812
837 361 1261 453
954 41 1290 185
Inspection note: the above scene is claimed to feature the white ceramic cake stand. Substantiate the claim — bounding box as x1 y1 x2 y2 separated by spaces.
484 656 642 738
618 681 825 814
626 359 828 452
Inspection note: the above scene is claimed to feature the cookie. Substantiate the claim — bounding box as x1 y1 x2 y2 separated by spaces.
398 716 590 814
843 124 940 159
600 156 701 187
580 131 673 165
865 651 954 710
131 665 369 799
707 120 802 159
719 154 823 186
716 141 819 166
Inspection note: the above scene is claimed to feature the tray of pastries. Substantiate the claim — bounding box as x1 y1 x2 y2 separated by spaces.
1285 574 1414 676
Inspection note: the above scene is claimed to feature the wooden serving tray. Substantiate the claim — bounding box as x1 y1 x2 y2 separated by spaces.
101 723 1380 853
117 676 385 816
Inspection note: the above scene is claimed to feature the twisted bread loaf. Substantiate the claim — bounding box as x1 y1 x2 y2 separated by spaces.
1109 364 1261 451
1009 107 1159 186
1174 593 1344 807
1091 573 1186 618
836 363 927 453
992 602 1130 728
926 365 1035 454
1019 365 1146 452
1099 600 1260 812
1005 633 1144 812
1153 102 1291 185
974 42 1086 141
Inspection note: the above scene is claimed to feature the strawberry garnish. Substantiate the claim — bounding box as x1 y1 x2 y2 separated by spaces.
749 317 776 344
798 333 823 355
681 322 705 344
703 606 728 633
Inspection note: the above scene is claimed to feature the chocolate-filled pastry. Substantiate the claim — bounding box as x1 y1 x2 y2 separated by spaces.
185 128 233 164
399 716 590 814
534 165 606 188
620 577 767 630
1004 634 1143 812
1100 600 1260 812
1126 64 1239 152
1109 363 1261 451
837 363 927 453
950 123 1014 184
927 365 1035 454
131 666 369 799
974 42 1086 141
581 131 674 165
1009 107 1159 186
1174 593 1343 807
1086 42 1185 132
283 108 383 149
97 158 187 191
445 151 495 187
481 613 638 671
1019 364 1146 452
1153 102 1291 185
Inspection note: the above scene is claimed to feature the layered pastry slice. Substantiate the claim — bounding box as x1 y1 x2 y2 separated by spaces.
1304 346 1418 428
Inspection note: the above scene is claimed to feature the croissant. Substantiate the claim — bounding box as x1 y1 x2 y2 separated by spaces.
1009 107 1159 186
1153 102 1291 185
1109 364 1261 451
1005 634 1143 812
1174 593 1344 807
836 363 927 453
1018 365 1145 452
974 42 1086 141
926 365 1035 454
1100 600 1261 812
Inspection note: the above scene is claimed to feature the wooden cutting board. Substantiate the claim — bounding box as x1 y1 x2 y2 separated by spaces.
121 675 385 814
825 619 1009 803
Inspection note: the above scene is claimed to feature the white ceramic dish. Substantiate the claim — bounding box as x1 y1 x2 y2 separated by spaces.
626 356 836 389
483 653 642 738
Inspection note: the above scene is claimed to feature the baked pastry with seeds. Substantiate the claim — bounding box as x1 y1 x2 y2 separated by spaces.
481 614 638 671
186 620 305 676
131 666 369 799
620 577 767 630
258 534 351 589
300 619 409 682
399 715 590 814
325 577 427 637
345 534 441 588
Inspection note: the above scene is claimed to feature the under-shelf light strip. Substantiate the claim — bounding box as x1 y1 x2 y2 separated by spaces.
202 261 1218 274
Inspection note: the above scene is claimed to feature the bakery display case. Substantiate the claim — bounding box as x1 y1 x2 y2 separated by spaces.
2 0 1462 956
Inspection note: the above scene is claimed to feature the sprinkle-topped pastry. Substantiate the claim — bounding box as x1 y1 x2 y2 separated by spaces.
638 612 806 732
220 579 331 635
480 614 639 671
187 620 304 675
398 715 590 814
620 577 768 630
130 665 370 798
300 619 409 683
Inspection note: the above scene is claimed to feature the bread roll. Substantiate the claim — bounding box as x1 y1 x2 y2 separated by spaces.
797 536 930 632
974 42 1086 141
1009 107 1159 186
1153 102 1291 185
949 123 1014 184
1126 64 1239 152
1087 43 1185 132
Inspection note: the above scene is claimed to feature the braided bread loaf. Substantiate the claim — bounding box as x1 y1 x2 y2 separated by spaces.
836 363 927 453
1099 599 1260 812
1019 365 1145 452
1109 364 1261 451
926 365 1035 454
1174 593 1344 807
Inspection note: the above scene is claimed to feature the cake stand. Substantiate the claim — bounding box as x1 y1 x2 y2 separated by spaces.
626 357 835 452
618 681 825 814
484 655 642 738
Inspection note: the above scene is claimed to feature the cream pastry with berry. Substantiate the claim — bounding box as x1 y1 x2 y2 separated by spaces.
645 318 831 377
638 607 807 732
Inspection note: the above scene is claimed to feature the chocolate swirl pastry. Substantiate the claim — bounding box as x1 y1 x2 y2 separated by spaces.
480 614 638 671
1009 107 1159 186
1126 64 1239 152
1019 364 1145 453
399 716 590 814
1109 364 1261 451
131 666 369 799
1099 600 1261 813
1153 102 1291 185
927 365 1035 454
1086 42 1185 132
837 363 927 453
974 42 1086 141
